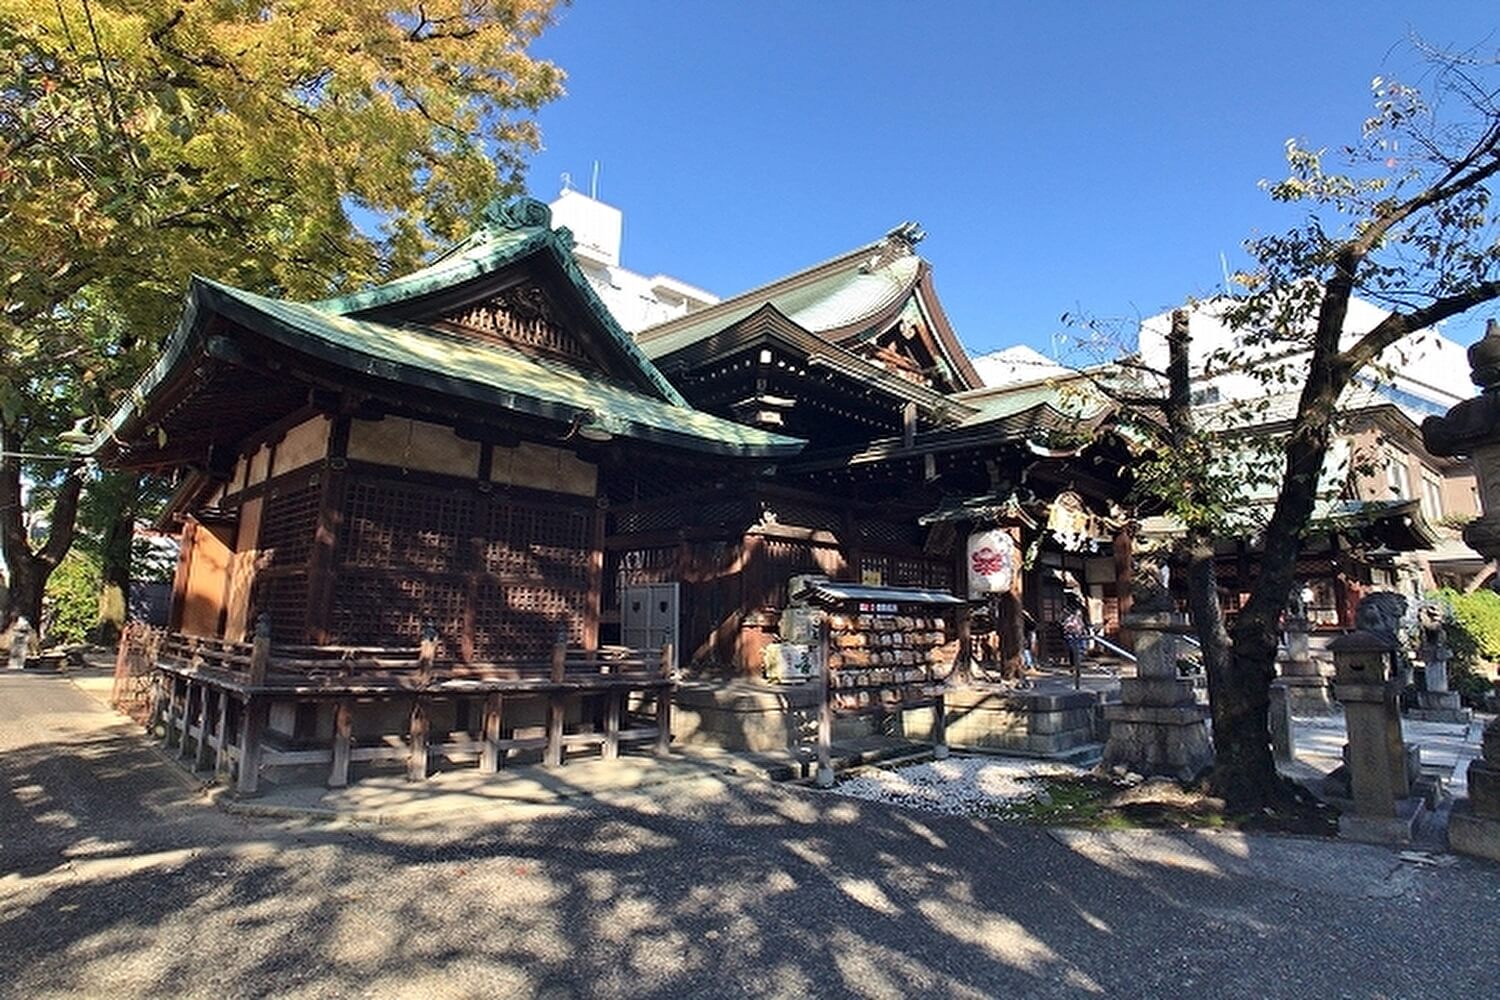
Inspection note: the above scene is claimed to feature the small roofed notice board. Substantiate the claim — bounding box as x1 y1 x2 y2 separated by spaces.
966 528 1018 597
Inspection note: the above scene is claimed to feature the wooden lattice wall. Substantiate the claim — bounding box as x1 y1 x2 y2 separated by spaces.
327 473 596 659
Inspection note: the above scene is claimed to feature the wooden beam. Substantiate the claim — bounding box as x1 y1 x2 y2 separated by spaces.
329 698 353 788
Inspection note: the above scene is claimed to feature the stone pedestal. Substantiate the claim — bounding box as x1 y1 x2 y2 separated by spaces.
1277 617 1334 715
1101 611 1213 781
1421 320 1500 860
1410 655 1471 724
1330 630 1426 844
1447 718 1500 863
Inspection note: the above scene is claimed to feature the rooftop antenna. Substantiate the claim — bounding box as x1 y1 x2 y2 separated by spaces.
1219 251 1232 293
560 171 573 193
590 160 600 200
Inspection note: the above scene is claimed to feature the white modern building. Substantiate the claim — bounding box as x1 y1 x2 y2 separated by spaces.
548 187 719 334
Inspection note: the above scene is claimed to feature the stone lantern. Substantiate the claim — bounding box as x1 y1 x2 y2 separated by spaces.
1421 317 1500 862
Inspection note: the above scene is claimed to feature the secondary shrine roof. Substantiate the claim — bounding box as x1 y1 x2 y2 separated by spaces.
635 223 982 394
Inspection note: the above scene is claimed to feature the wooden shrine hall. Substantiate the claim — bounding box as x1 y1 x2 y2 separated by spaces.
100 198 1139 791
97 198 798 792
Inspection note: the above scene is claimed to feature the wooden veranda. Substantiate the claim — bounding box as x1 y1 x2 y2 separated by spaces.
117 620 673 794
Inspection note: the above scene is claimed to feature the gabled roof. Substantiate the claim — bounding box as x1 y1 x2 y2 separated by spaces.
315 198 688 406
650 301 972 420
91 200 804 466
636 224 982 391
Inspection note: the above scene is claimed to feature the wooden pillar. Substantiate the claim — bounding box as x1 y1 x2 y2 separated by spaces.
167 520 199 632
213 691 231 776
329 698 353 788
654 642 673 756
603 691 621 761
480 692 503 774
407 698 429 781
236 696 266 796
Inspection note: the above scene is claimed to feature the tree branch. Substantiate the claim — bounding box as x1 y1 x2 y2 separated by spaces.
1337 277 1500 375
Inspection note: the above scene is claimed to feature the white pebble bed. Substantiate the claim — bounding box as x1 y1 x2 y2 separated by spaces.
831 755 1086 816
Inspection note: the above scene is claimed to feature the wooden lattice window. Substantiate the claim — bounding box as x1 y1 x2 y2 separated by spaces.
252 572 311 643
328 573 467 654
258 483 320 569
342 480 473 573
328 475 594 658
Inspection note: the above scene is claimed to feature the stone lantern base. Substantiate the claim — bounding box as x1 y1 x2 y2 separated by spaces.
1100 699 1214 780
1408 689 1471 724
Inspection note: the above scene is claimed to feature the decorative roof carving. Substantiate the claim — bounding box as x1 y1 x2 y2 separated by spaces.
486 196 553 232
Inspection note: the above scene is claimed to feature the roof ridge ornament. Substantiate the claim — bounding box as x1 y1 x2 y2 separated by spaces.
486 196 553 232
863 221 925 272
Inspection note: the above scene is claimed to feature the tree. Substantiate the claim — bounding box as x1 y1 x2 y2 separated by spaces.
1205 52 1500 807
1068 48 1500 810
1 1 565 637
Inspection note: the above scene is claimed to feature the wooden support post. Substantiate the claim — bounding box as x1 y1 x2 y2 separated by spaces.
193 687 214 771
408 698 429 781
545 693 565 768
236 697 266 796
177 681 195 760
418 618 438 685
329 698 353 788
248 614 271 686
213 689 231 776
164 676 181 746
816 623 834 787
654 642 673 756
550 633 567 683
603 691 621 761
932 692 950 760
480 693 503 774
149 670 167 734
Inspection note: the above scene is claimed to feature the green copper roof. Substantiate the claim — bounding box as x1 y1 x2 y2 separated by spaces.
637 244 922 360
196 279 800 457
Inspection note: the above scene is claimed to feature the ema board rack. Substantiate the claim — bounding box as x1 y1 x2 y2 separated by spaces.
795 582 964 718
795 582 964 786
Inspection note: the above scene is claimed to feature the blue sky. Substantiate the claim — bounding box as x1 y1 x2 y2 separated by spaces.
519 2 1499 362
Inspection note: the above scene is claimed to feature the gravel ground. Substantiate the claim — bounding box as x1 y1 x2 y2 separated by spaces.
832 757 1085 816
3 671 1499 1000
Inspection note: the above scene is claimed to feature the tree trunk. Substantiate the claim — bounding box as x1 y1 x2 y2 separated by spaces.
1 423 85 645
1218 274 1354 806
93 471 141 644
